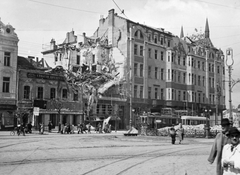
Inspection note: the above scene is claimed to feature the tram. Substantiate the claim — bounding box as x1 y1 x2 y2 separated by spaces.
181 116 207 125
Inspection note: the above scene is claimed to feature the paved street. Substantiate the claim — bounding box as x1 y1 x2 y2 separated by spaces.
0 130 216 175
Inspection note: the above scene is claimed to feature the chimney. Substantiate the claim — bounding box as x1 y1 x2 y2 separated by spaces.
50 38 56 50
108 9 115 46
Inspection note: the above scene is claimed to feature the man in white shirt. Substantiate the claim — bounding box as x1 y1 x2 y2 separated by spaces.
222 127 240 175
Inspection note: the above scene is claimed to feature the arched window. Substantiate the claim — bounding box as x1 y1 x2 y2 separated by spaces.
140 31 144 39
134 30 138 37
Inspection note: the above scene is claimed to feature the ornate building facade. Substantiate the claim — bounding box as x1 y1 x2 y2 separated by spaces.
0 19 19 130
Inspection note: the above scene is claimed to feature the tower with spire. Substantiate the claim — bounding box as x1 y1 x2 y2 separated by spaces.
180 26 184 39
205 18 209 38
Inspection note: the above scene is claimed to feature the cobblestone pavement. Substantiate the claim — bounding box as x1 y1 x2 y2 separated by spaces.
0 130 217 175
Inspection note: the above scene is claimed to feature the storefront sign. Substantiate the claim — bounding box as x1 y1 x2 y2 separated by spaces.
27 72 65 81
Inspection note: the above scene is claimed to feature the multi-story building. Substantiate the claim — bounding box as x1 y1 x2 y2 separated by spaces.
0 19 19 130
17 56 83 128
42 9 225 129
94 9 225 126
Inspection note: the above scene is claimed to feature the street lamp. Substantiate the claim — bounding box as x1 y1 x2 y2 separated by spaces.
204 108 211 138
226 48 234 123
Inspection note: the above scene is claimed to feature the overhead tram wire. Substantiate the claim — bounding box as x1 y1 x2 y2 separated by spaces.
28 0 104 14
112 0 128 19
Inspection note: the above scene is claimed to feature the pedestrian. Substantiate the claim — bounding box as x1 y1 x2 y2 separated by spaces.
221 127 240 174
169 126 176 144
177 123 185 144
48 121 52 133
208 118 231 175
58 122 61 133
88 123 91 133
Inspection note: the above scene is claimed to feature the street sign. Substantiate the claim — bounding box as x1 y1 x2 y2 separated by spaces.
33 107 39 116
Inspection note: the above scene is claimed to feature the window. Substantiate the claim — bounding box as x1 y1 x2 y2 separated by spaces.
134 63 138 76
154 36 157 43
155 50 158 59
168 52 170 62
148 48 152 58
203 76 205 87
50 88 56 99
2 77 10 93
202 62 205 71
4 52 10 66
102 105 106 114
167 40 170 47
178 56 180 65
62 89 67 99
37 87 43 99
178 91 181 101
140 86 143 98
108 104 112 114
161 89 164 100
140 64 143 77
155 67 158 79
148 66 151 78
212 65 214 73
209 63 211 72
168 69 170 80
92 54 95 64
155 88 158 99
198 61 200 69
140 46 143 56
134 44 138 55
217 66 220 74
148 87 151 99
198 93 201 103
161 51 164 60
160 38 163 45
24 86 30 99
148 34 151 41
140 31 144 39
198 75 201 86
134 31 138 37
183 73 186 84
161 68 164 80
183 91 186 101
73 90 78 101
183 57 186 66
77 55 80 65
178 72 181 83
134 85 138 98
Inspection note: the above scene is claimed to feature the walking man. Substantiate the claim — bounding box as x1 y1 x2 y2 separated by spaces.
208 118 231 175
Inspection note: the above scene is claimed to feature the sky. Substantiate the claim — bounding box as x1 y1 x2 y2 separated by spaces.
1 0 240 109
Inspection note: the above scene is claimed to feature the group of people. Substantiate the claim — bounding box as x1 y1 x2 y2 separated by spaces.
58 122 75 134
208 118 240 175
169 123 185 144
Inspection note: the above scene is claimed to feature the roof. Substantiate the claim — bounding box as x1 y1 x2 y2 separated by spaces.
17 56 36 70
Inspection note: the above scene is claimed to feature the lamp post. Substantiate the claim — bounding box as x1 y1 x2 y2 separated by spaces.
204 108 211 138
226 48 234 123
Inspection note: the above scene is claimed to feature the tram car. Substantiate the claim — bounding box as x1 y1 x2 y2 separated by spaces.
181 116 207 125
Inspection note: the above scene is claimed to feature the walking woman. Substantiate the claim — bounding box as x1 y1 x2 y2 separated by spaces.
177 123 185 144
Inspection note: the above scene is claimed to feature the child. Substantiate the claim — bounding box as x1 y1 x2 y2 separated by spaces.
221 127 240 174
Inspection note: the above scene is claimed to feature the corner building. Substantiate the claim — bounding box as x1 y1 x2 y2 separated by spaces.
0 19 19 130
94 9 225 127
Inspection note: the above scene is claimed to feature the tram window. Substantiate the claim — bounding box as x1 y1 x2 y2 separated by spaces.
162 119 166 124
187 120 190 125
